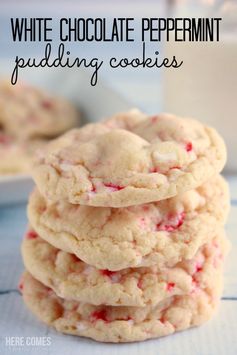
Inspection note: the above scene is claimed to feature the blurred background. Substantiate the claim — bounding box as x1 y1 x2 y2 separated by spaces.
0 0 236 169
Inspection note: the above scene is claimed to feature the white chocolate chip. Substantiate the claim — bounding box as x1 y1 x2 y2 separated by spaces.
153 151 177 162
76 322 88 331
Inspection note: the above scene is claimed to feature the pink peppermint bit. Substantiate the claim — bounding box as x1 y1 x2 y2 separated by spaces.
151 116 158 124
150 167 159 173
41 100 53 110
25 230 38 240
156 212 185 232
159 316 166 324
185 142 193 152
91 185 96 192
100 269 116 278
166 282 175 292
47 288 54 296
18 281 24 292
195 264 203 273
137 278 143 289
191 279 199 293
104 183 125 192
90 309 108 323
139 217 147 229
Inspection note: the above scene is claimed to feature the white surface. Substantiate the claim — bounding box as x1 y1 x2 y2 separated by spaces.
0 175 236 355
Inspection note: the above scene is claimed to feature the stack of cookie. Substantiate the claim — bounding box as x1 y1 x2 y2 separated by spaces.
20 110 229 343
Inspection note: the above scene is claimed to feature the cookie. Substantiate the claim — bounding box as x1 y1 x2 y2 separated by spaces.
28 175 229 270
21 231 228 307
0 81 79 140
0 135 47 174
32 110 226 207
20 271 222 343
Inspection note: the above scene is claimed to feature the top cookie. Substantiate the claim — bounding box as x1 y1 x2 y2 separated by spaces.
0 81 79 140
33 110 226 207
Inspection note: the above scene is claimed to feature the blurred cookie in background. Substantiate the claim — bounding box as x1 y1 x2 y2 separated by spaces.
0 81 80 174
0 136 46 174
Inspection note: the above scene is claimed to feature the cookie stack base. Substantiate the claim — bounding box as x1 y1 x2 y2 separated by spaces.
21 271 222 343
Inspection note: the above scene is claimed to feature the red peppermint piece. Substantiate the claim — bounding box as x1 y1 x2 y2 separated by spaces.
18 281 24 292
159 316 166 324
26 230 38 239
41 100 53 110
100 269 117 278
185 142 193 152
104 183 124 191
195 264 203 273
166 282 175 292
90 309 108 323
151 116 158 124
139 217 146 228
191 278 199 293
156 212 185 232
150 167 160 173
137 278 143 289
